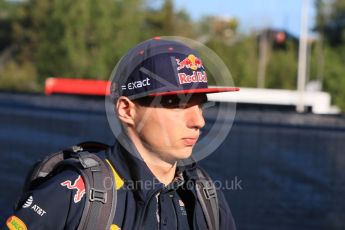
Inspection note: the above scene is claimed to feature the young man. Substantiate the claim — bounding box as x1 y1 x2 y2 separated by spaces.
4 38 238 229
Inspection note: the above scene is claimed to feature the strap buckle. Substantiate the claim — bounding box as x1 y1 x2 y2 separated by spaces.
89 188 107 203
203 184 216 200
79 155 100 169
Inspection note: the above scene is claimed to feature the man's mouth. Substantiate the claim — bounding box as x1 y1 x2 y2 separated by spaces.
182 137 198 146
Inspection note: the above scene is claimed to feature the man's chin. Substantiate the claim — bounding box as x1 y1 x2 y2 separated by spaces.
175 147 193 160
150 147 194 163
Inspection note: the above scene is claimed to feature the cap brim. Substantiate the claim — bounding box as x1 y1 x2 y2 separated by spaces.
148 87 240 97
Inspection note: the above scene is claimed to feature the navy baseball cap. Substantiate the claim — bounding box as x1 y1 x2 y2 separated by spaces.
110 37 239 100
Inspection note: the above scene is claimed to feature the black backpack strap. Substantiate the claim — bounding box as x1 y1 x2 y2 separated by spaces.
73 153 116 230
195 168 219 230
15 142 117 230
53 142 116 230
14 151 66 210
72 142 116 230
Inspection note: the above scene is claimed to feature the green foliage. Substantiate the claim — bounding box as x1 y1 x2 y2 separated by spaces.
313 0 345 111
144 0 195 38
0 61 40 92
316 0 345 46
266 41 298 89
0 0 20 51
16 0 146 81
206 36 258 87
206 35 298 90
321 44 345 111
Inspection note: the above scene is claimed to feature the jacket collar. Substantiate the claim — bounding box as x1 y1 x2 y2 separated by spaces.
106 136 198 201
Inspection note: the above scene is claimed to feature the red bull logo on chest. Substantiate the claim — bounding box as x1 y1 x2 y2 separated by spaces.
61 175 86 203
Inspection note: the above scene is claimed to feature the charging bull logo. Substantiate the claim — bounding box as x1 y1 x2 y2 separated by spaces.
176 54 204 71
61 175 85 203
176 54 208 85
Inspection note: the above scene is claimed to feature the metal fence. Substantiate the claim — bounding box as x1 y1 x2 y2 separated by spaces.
0 92 344 230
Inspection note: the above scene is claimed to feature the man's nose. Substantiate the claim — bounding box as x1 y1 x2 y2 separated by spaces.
185 105 205 129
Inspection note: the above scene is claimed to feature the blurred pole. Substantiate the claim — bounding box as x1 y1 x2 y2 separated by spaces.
316 35 324 91
257 31 269 88
297 0 310 112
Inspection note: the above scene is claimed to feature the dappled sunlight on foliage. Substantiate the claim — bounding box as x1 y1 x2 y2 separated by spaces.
0 0 344 112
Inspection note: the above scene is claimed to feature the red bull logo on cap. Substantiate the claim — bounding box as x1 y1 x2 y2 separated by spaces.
178 71 207 85
176 54 207 85
61 175 86 203
176 54 204 71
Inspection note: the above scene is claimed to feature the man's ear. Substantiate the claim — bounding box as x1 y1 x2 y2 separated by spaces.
116 96 136 126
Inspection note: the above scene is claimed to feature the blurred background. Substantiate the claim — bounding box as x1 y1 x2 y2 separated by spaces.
1 0 345 229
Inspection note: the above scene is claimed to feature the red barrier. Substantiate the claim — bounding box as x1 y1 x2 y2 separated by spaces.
45 78 110 96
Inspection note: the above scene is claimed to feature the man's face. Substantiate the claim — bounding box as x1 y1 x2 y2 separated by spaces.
132 94 206 162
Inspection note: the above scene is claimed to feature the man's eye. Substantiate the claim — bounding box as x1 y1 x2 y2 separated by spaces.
161 98 181 107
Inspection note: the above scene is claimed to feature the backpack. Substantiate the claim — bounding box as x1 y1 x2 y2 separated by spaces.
16 142 219 230
16 141 116 230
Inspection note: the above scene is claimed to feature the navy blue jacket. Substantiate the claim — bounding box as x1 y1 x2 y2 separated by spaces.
4 142 236 230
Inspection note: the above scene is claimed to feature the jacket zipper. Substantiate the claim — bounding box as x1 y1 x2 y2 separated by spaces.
138 188 162 230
